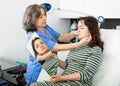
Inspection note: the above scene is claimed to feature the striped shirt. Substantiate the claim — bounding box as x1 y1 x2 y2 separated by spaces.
35 46 103 86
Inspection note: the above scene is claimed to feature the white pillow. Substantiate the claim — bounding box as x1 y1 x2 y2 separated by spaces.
101 29 120 59
92 29 120 86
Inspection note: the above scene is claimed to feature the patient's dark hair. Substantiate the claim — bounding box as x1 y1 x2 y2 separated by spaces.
23 4 46 33
78 16 104 51
32 37 40 57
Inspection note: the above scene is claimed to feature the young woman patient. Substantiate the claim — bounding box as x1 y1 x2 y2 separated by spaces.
32 37 59 76
30 16 104 86
32 37 57 65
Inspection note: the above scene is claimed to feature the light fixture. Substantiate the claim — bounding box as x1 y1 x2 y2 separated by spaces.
98 16 104 28
36 0 53 13
42 3 51 12
98 16 104 24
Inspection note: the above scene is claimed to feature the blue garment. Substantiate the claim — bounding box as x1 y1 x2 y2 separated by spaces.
26 24 60 85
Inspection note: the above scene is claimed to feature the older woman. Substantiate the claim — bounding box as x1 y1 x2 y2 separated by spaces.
23 4 90 85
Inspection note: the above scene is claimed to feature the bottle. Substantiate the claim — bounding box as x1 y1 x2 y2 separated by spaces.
71 21 77 31
70 21 78 42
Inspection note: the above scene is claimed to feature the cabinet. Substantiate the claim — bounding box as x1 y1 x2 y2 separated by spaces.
83 0 120 18
60 0 120 18
60 0 83 18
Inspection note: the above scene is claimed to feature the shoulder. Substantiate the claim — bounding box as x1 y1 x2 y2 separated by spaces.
88 46 103 57
27 31 34 40
90 46 102 53
44 24 53 30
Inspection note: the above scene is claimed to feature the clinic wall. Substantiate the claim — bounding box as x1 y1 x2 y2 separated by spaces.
0 0 70 62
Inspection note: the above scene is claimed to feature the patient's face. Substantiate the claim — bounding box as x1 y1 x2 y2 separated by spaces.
77 20 90 39
34 39 48 55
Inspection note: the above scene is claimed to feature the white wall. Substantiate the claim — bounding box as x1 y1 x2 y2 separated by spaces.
0 0 70 62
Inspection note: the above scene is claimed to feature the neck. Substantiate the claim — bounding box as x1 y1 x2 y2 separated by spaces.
38 27 45 33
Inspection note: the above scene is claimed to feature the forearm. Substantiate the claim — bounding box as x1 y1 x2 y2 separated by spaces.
58 33 76 42
53 34 91 51
52 42 82 51
57 58 66 69
61 72 80 81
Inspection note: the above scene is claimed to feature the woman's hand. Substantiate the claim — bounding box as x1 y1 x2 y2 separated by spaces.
37 51 57 61
44 51 58 59
80 34 92 45
45 51 54 57
50 72 80 83
50 75 63 83
75 34 92 48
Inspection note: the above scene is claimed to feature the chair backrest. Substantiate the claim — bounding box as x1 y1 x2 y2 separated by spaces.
92 29 120 86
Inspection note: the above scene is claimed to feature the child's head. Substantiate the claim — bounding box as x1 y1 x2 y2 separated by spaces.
32 37 49 57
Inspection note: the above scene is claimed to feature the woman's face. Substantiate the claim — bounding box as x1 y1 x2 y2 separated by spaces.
34 39 48 55
77 20 90 39
35 8 47 29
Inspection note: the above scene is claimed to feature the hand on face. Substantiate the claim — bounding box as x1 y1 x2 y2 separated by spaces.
44 51 58 59
45 51 53 57
38 51 58 60
79 33 92 46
